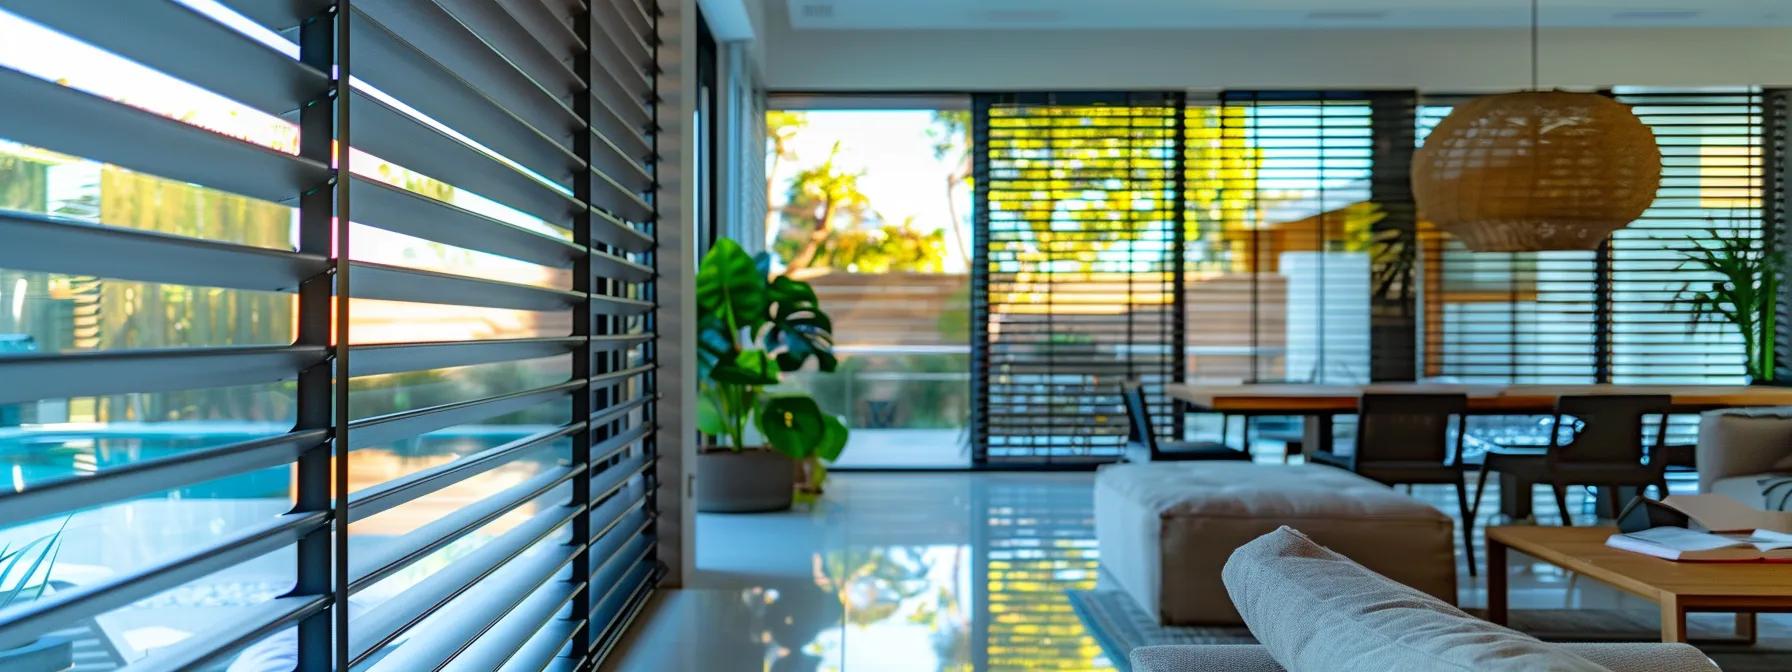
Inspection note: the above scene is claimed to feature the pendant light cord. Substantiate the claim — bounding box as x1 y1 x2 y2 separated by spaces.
1530 0 1540 90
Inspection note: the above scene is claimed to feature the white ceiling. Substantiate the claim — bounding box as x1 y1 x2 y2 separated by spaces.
782 0 1792 30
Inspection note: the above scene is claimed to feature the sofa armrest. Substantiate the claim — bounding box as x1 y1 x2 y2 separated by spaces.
1130 645 1284 672
1557 643 1719 672
1697 407 1792 493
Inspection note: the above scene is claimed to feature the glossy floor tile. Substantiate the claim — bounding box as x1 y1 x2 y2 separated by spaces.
606 471 1790 671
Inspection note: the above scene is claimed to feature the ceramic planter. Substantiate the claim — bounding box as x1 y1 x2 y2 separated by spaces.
696 447 796 513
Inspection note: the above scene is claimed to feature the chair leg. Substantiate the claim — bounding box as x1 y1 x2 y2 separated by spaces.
1656 478 1672 500
1472 467 1492 523
1552 482 1573 527
1455 478 1477 577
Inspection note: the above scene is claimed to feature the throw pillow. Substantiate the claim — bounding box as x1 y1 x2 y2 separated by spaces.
1759 474 1792 511
1222 526 1610 672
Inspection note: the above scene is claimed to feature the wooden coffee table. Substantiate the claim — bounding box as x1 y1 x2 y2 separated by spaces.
1486 525 1792 643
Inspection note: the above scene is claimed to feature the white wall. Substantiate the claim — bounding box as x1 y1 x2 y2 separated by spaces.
763 22 1792 91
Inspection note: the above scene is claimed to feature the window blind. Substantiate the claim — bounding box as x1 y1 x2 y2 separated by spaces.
1609 87 1764 385
0 1 660 670
1187 91 1390 386
1418 89 1766 386
972 92 1184 467
1418 97 1601 384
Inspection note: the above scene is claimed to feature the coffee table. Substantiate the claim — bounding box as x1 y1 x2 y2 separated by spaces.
1486 525 1792 643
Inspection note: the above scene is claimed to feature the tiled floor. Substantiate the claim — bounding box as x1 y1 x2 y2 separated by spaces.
606 469 1786 671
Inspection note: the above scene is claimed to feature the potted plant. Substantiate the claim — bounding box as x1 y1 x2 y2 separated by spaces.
1675 227 1781 383
696 238 848 512
0 517 73 671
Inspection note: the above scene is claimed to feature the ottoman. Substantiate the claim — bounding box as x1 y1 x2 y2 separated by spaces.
1095 462 1456 625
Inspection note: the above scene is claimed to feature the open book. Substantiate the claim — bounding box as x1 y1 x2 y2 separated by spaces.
1606 527 1792 562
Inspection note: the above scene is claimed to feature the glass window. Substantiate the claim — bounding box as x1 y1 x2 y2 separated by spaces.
764 99 972 468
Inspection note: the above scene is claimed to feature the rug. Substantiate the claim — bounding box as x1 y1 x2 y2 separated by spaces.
1067 588 1792 672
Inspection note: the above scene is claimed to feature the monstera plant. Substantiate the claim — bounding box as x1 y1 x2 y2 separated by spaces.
697 238 847 500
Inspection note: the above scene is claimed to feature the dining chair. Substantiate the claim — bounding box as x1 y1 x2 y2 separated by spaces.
1473 395 1672 527
1121 381 1253 463
1309 393 1479 575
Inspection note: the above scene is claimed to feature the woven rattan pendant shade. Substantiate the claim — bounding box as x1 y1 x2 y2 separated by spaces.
1412 91 1662 252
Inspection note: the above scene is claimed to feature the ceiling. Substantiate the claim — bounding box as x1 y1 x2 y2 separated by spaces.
782 0 1792 30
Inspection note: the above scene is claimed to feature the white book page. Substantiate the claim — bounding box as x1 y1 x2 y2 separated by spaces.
1625 527 1746 552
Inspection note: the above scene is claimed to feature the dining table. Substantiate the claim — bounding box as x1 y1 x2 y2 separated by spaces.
1164 383 1792 518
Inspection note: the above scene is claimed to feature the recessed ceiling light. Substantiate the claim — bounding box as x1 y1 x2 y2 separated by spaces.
1612 10 1700 21
1306 10 1390 21
799 3 834 19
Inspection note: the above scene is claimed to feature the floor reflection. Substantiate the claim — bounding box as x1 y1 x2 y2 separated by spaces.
614 470 1792 671
610 473 1108 671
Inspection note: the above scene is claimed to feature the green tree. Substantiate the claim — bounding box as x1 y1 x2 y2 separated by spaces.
766 112 957 274
776 141 872 273
928 110 973 263
764 110 808 243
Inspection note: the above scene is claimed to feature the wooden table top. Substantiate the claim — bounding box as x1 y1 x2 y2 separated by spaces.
1166 383 1792 414
1487 526 1792 603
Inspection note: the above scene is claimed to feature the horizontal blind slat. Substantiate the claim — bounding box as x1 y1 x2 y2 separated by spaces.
2 0 328 117
0 345 328 404
0 66 331 203
0 211 329 292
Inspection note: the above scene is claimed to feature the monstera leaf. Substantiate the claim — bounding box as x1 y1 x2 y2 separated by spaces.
816 414 848 462
695 315 733 381
709 349 780 386
696 389 726 437
697 238 769 336
764 275 838 372
756 394 829 459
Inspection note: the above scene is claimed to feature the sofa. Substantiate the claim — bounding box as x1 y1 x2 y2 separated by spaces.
1131 643 1721 672
1697 407 1792 510
1129 527 1721 672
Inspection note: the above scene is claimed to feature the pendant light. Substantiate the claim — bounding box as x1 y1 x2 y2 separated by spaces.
1410 0 1662 252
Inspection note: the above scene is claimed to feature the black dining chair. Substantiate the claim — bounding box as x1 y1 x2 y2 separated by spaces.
1310 393 1479 575
1473 395 1672 527
1121 381 1253 463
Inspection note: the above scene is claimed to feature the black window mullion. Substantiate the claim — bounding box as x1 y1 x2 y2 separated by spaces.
293 6 343 670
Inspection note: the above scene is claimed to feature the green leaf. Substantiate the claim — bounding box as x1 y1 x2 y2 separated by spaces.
817 414 849 462
710 349 780 386
697 238 769 338
696 389 726 437
757 394 828 459
764 275 839 372
695 316 733 381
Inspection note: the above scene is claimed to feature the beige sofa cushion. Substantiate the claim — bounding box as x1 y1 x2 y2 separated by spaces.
1223 527 1609 672
1697 407 1792 494
1130 644 1718 672
1711 474 1767 509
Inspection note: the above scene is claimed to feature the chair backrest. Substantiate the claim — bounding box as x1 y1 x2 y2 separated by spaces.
1355 393 1468 465
1550 395 1672 465
1120 381 1158 453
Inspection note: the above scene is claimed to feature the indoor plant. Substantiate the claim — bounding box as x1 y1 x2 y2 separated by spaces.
696 238 848 512
1675 227 1780 383
0 517 73 671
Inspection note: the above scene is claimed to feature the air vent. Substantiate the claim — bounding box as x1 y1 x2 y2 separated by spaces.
1612 10 1700 20
1307 10 1389 21
800 3 834 19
